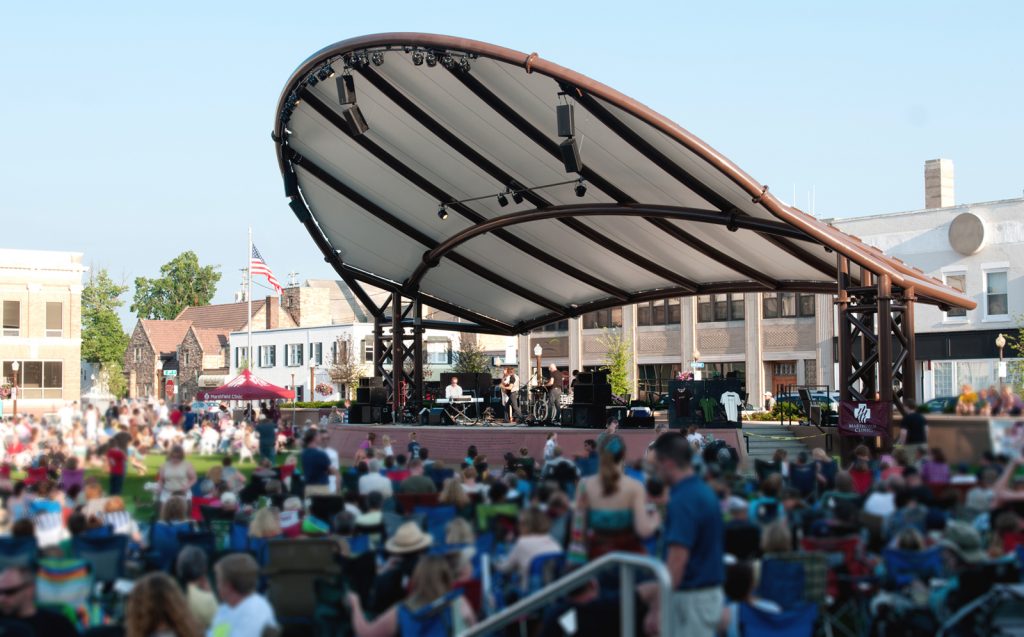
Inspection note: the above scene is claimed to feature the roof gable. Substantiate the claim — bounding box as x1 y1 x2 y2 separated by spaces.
139 320 192 357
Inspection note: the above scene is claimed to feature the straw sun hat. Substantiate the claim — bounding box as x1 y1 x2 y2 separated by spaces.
385 521 433 555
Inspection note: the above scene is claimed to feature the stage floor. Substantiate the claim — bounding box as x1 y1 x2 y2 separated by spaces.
323 423 744 466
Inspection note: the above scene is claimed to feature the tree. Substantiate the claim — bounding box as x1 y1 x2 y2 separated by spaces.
82 269 129 364
1007 317 1024 392
131 251 222 320
600 330 633 399
328 336 364 400
452 336 491 375
99 360 127 399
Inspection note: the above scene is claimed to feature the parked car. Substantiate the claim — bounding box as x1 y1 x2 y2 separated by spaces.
921 396 957 414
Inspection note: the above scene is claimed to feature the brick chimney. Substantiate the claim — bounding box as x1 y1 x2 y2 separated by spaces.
924 159 954 209
265 296 279 330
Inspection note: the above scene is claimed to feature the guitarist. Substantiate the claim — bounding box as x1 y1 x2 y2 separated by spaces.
501 367 522 423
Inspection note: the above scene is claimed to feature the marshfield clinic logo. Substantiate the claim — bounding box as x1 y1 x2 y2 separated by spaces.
854 403 870 424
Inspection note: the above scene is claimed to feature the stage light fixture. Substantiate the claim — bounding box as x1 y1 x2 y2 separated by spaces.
437 205 448 220
458 57 471 73
337 74 356 105
343 105 368 136
307 75 319 87
441 53 455 69
355 51 369 67
371 51 385 67
425 52 437 67
497 192 509 207
317 66 332 81
574 179 587 198
559 138 582 174
511 190 524 204
411 51 424 66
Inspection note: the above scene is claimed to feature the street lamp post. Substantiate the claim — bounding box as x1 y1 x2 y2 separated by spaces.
309 359 317 402
10 361 19 418
533 343 543 385
290 372 296 429
996 333 1007 389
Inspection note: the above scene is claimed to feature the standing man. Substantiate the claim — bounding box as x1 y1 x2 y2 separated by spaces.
301 429 335 497
320 429 341 493
545 363 563 424
644 433 724 637
502 367 521 423
255 414 277 464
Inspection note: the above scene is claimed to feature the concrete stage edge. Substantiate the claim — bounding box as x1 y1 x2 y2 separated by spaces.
324 425 745 466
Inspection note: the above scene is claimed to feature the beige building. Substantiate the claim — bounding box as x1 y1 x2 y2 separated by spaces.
0 249 85 416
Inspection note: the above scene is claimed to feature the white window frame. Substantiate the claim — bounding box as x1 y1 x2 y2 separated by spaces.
982 263 1010 321
941 267 969 324
285 343 303 367
309 342 323 366
426 340 451 365
259 345 276 368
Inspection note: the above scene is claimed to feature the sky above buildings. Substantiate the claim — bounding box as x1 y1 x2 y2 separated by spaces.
2 1 1022 327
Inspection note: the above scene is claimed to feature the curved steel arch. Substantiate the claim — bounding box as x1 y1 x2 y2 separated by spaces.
406 204 810 289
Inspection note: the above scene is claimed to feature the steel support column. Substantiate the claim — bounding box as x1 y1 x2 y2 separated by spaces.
412 299 424 405
391 292 403 414
837 256 852 404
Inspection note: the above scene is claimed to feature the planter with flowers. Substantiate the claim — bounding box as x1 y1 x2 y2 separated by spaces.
315 383 335 397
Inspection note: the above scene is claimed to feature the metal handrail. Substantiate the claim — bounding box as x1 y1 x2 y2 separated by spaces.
459 552 673 637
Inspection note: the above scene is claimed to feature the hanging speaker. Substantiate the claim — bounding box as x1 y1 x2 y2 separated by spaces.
344 106 368 136
556 103 575 138
559 138 582 173
336 74 356 105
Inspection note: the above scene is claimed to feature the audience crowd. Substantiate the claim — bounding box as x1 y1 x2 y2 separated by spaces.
0 396 1022 637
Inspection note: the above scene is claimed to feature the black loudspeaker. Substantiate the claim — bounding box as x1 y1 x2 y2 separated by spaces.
478 373 494 396
605 405 627 424
560 408 574 427
356 388 371 403
592 369 609 384
574 385 594 404
420 407 454 426
556 103 575 138
559 138 582 173
359 377 371 388
575 372 593 385
337 74 356 105
593 384 612 406
369 388 387 406
344 105 368 136
348 405 373 424
571 404 604 428
368 377 384 388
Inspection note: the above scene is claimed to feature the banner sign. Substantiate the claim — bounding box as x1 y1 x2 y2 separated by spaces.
838 400 892 437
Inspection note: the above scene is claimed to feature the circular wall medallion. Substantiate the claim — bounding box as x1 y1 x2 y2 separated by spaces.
948 212 985 255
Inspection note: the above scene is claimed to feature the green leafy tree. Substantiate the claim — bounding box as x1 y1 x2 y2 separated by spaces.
131 251 222 320
452 336 491 375
1007 317 1024 392
82 268 130 398
328 336 364 399
600 330 633 399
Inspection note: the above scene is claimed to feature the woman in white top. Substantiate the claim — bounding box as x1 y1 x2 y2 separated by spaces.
158 445 197 502
495 508 563 584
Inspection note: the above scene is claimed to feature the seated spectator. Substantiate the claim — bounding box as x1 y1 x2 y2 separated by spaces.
6 482 31 521
370 522 434 615
349 555 476 636
723 499 761 560
444 518 476 581
439 478 471 513
105 496 143 544
881 448 910 482
748 474 783 525
517 447 536 480
221 456 246 492
0 565 78 637
460 466 486 498
248 507 282 540
887 489 928 540
488 481 510 505
847 446 874 495
399 458 437 495
175 546 218 631
209 553 278 637
387 454 410 482
921 448 951 485
720 562 781 637
356 491 385 532
161 495 193 524
863 476 901 521
965 468 998 515
811 447 837 491
358 459 393 498
332 510 357 538
495 508 563 584
420 447 435 471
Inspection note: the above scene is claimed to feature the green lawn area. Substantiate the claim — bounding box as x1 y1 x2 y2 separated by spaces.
15 454 260 521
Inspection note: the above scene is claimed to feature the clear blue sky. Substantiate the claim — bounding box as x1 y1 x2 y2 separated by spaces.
2 1 1022 328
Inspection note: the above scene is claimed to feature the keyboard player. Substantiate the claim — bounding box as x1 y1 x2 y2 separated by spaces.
445 376 464 401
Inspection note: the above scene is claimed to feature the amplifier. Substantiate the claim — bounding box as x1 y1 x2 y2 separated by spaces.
369 387 387 406
573 385 594 404
420 407 455 426
593 384 612 406
348 404 372 424
355 387 371 403
571 404 605 428
574 372 593 385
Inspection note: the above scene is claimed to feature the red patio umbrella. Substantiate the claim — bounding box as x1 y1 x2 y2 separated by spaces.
197 369 295 401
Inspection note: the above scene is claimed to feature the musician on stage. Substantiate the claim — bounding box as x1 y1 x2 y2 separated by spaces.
501 367 521 423
445 376 464 401
545 363 563 424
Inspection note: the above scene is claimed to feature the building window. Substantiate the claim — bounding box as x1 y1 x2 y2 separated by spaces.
134 346 142 363
933 361 953 398
258 345 276 367
697 294 743 322
637 300 681 327
584 307 623 329
705 362 745 380
2 301 19 337
943 272 967 319
45 302 62 337
763 293 815 318
2 360 63 399
984 269 1009 318
234 347 249 368
637 363 679 399
537 320 568 332
182 350 190 367
426 340 451 365
330 341 338 365
309 342 323 366
285 343 304 367
363 339 373 363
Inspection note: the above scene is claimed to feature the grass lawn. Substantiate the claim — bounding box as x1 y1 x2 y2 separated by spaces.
14 454 260 520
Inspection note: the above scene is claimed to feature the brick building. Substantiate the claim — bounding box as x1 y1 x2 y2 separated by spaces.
0 249 86 416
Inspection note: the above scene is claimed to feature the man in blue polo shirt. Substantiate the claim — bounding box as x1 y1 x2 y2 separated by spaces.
644 432 724 637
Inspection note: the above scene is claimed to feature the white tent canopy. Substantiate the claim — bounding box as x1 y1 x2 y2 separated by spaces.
273 33 974 334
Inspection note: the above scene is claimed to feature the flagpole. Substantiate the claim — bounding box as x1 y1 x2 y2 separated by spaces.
247 226 253 372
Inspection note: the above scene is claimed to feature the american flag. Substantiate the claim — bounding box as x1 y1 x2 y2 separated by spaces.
250 245 282 294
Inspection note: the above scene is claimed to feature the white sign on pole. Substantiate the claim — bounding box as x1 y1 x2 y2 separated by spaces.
998 361 1008 379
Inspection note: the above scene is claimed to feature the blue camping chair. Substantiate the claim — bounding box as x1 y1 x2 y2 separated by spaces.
789 464 817 498
347 535 371 555
522 552 565 595
757 559 806 611
416 505 457 544
739 601 818 637
0 536 38 569
72 535 128 585
229 522 250 552
177 531 217 561
882 547 944 589
397 590 463 637
147 521 194 571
